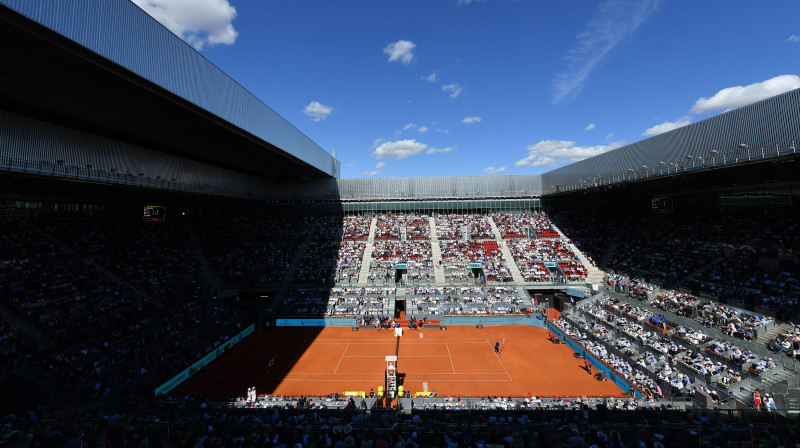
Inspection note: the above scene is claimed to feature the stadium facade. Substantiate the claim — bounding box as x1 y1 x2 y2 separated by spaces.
2 0 799 210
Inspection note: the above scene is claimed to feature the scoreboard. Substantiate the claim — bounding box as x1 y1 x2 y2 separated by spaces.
143 205 166 221
651 197 673 214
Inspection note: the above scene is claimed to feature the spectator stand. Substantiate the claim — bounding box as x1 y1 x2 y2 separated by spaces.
368 241 433 287
506 238 588 284
601 288 797 407
409 286 531 317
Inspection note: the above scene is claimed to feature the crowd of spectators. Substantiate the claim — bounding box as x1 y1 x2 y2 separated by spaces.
491 212 555 238
507 239 586 283
768 326 800 358
434 214 494 240
596 207 799 319
410 286 529 315
333 242 367 284
3 399 799 448
221 217 308 286
576 286 798 410
369 241 433 284
342 216 371 241
326 287 393 318
373 214 430 241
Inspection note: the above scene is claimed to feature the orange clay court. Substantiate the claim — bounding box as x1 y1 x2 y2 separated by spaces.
173 325 624 397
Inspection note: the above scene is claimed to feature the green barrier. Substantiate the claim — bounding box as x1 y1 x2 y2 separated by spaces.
155 324 255 395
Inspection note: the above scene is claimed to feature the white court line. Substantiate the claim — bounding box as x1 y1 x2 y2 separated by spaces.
445 342 456 373
287 372 509 375
343 355 451 358
314 338 492 341
282 378 382 382
280 378 509 383
485 339 512 381
333 343 349 374
412 378 513 382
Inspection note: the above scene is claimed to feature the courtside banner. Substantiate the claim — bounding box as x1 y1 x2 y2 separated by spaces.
545 322 641 398
275 318 356 326
155 324 255 395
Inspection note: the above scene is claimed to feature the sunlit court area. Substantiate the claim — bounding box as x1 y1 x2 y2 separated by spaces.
175 325 625 398
2 1 800 446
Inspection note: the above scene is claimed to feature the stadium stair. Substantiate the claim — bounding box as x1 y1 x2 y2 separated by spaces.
386 295 396 318
357 242 374 287
497 241 524 283
485 215 525 283
756 321 796 346
428 217 446 286
486 215 503 240
550 223 603 288
357 217 378 287
430 241 446 286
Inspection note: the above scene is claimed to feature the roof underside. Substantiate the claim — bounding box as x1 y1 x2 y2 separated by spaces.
0 4 331 180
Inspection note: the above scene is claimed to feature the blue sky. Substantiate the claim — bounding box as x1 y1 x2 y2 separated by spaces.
132 0 800 179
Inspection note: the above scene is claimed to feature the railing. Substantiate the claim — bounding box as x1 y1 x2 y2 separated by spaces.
549 138 800 195
0 155 246 198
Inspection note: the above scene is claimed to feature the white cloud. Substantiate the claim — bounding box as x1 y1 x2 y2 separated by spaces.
552 0 662 104
585 123 596 131
605 133 615 141
373 139 427 160
421 71 438 82
515 156 556 168
462 116 482 124
375 161 386 169
690 75 800 114
303 101 333 122
642 116 692 136
426 146 454 154
514 139 624 168
362 170 379 176
418 126 429 133
457 0 487 5
435 128 450 134
787 35 800 43
403 123 416 131
483 166 506 174
383 40 416 65
442 83 464 98
131 0 238 50
345 160 356 167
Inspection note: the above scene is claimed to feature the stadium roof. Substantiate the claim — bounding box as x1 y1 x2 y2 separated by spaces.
0 0 337 181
